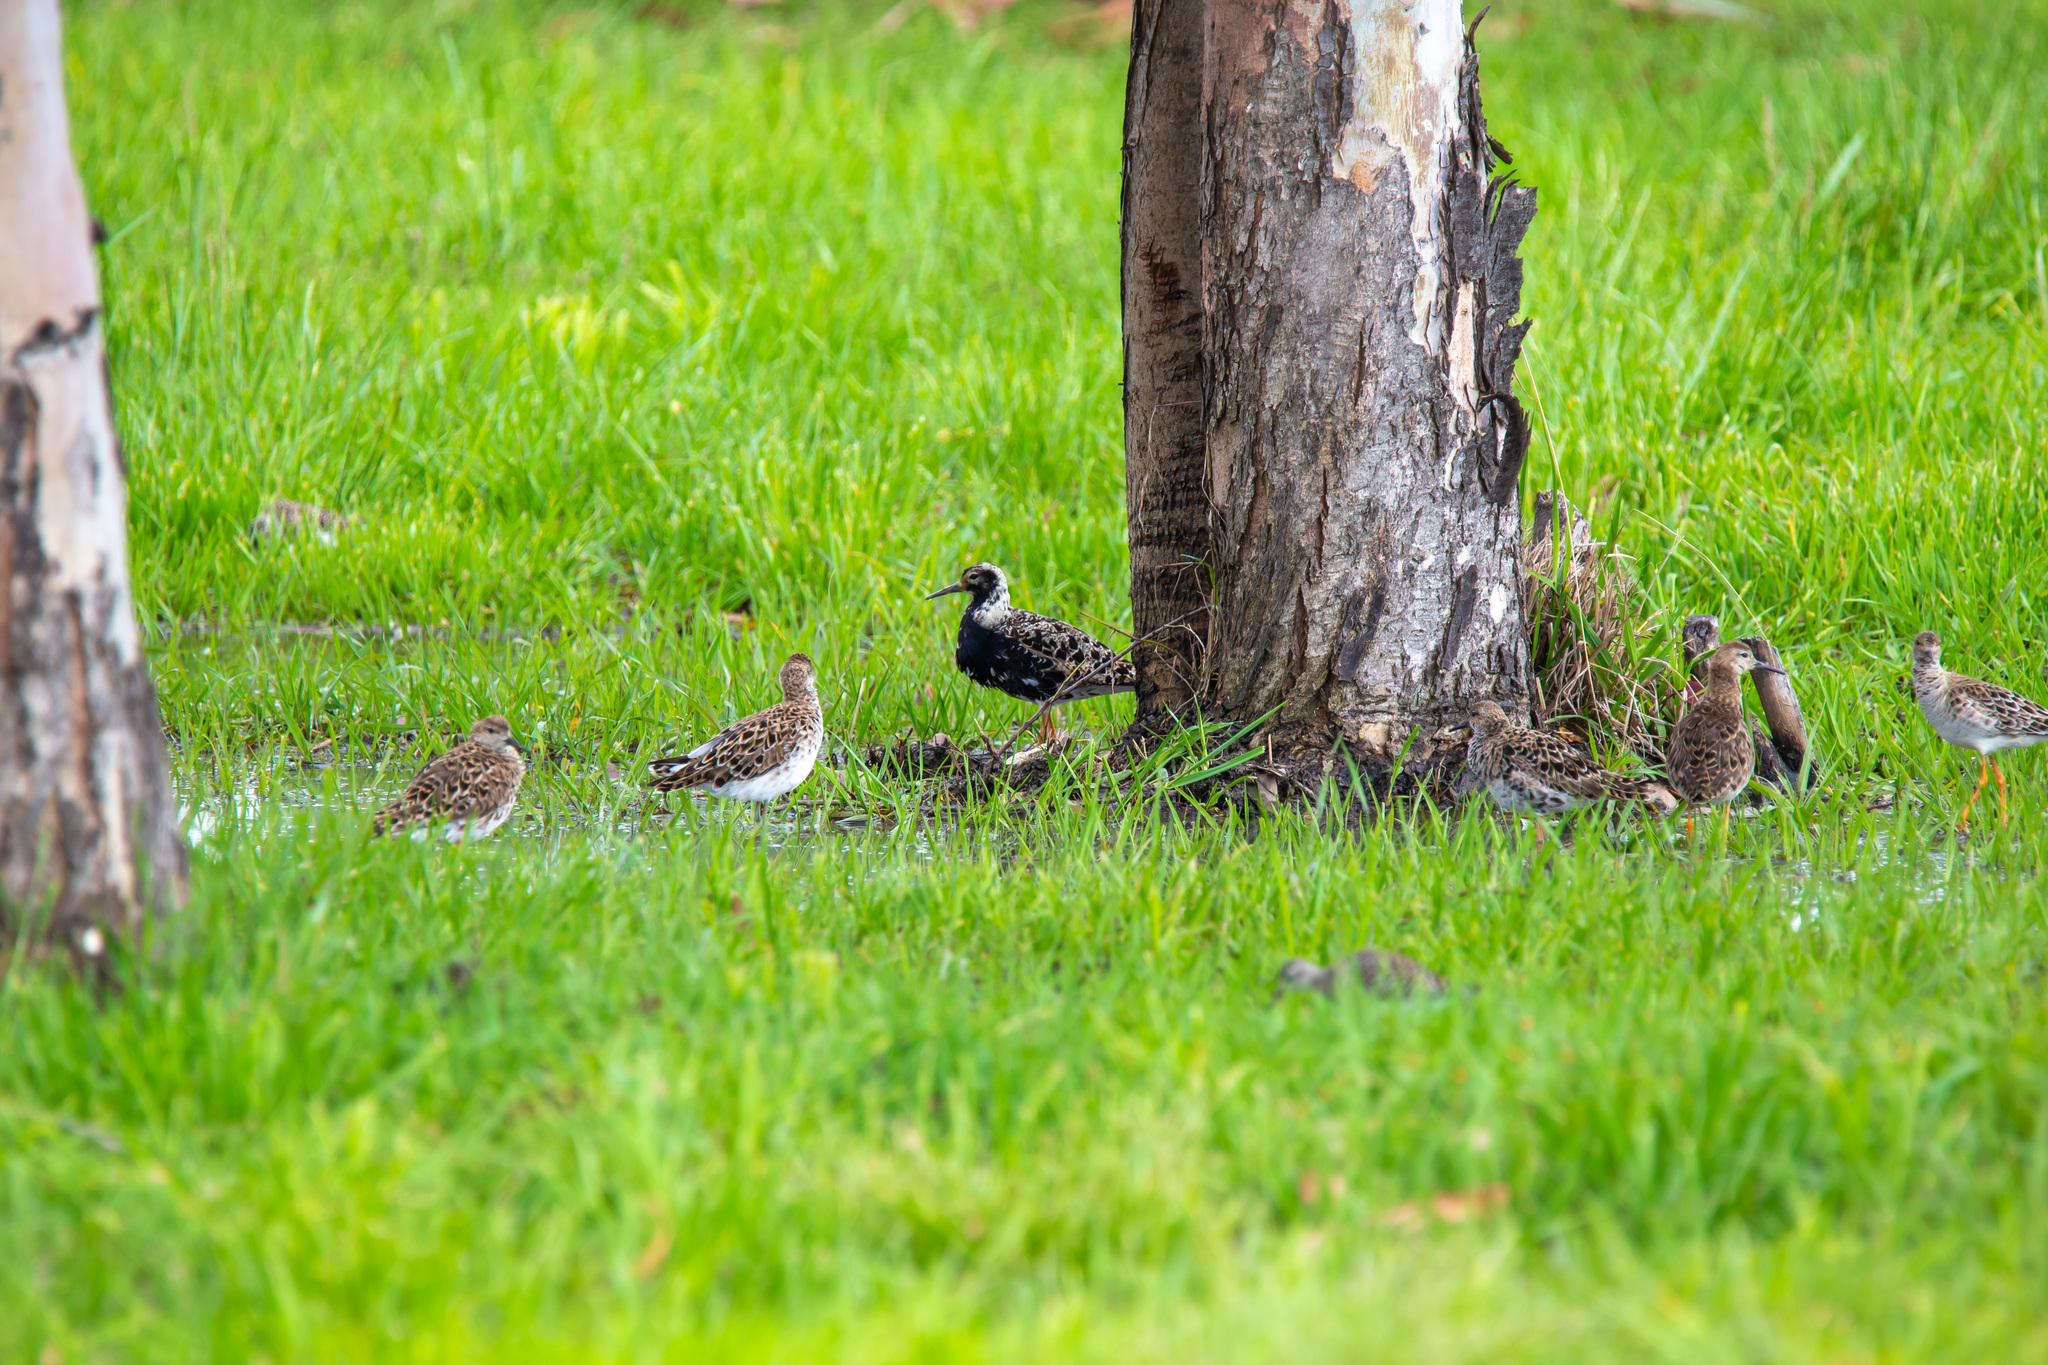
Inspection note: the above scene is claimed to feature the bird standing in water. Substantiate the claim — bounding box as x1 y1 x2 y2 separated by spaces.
646 653 825 822
925 562 1134 745
1911 631 2048 831
1668 641 1786 839
374 715 528 842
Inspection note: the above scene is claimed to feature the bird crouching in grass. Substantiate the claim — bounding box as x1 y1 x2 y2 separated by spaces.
1274 949 1449 1000
1668 640 1786 839
1911 631 2048 831
1458 700 1678 840
924 562 1134 746
373 715 528 842
646 653 825 820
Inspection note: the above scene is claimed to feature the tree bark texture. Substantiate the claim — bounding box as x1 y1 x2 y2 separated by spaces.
1121 0 1535 781
0 0 187 961
1203 0 1534 774
1121 0 1212 721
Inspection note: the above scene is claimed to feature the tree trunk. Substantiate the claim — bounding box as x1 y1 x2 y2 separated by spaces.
1121 0 1212 723
1122 0 1536 789
0 0 187 965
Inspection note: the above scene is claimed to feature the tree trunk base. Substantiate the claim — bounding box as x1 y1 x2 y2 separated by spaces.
0 0 190 959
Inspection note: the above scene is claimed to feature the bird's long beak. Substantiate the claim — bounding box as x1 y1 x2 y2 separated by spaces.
512 741 533 759
924 582 968 601
1754 663 1788 677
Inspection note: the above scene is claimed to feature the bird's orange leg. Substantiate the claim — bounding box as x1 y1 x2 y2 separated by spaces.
1038 710 1058 746
1993 758 2010 828
1685 809 1695 842
1957 755 1990 831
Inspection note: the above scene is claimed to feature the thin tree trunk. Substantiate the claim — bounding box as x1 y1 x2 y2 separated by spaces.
0 0 187 965
1198 0 1535 785
1121 0 1212 723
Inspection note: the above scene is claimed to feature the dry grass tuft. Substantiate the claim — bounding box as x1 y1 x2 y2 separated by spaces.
1522 490 1684 760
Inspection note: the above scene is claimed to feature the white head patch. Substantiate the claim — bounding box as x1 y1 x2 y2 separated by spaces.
971 569 1012 627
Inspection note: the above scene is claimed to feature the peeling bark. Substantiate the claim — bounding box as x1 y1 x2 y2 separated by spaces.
0 0 188 963
1122 0 1213 722
1187 0 1534 781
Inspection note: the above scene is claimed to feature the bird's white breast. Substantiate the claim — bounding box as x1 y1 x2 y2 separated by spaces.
435 800 517 843
1921 687 2035 754
705 726 823 804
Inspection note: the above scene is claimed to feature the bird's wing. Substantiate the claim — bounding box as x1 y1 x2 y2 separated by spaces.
1508 729 1613 800
1949 675 2048 738
1003 611 1135 696
1670 709 1751 798
376 743 511 831
648 702 807 791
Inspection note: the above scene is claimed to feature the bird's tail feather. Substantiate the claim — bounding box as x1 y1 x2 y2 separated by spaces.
1604 775 1678 817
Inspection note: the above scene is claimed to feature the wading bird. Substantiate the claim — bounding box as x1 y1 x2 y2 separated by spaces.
1668 641 1785 839
1681 614 1811 790
924 562 1134 746
1910 631 2048 830
374 715 528 842
1459 700 1678 839
646 653 825 820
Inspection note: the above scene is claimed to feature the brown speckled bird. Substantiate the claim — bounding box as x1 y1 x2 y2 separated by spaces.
1668 641 1784 838
646 654 824 813
1459 701 1677 836
1911 631 2048 830
1681 614 1811 790
1274 948 1448 1000
374 715 527 842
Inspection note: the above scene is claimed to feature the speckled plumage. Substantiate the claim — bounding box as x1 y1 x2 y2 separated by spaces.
926 563 1133 715
1912 631 2048 828
1668 642 1783 824
647 653 824 804
1912 632 2048 753
1460 701 1677 818
1275 948 1448 999
374 715 527 842
1681 614 1811 790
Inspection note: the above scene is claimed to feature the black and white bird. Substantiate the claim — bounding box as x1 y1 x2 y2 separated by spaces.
374 715 528 842
924 562 1135 744
646 653 825 817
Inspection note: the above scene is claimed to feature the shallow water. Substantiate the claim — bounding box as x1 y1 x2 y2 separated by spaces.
171 748 948 865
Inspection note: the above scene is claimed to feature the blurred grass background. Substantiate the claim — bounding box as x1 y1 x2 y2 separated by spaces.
5 0 2048 1359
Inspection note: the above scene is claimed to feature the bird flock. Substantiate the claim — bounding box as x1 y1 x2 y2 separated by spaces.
367 562 2048 844
371 562 1132 840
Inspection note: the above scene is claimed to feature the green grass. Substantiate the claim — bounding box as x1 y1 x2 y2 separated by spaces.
7 0 2048 1359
